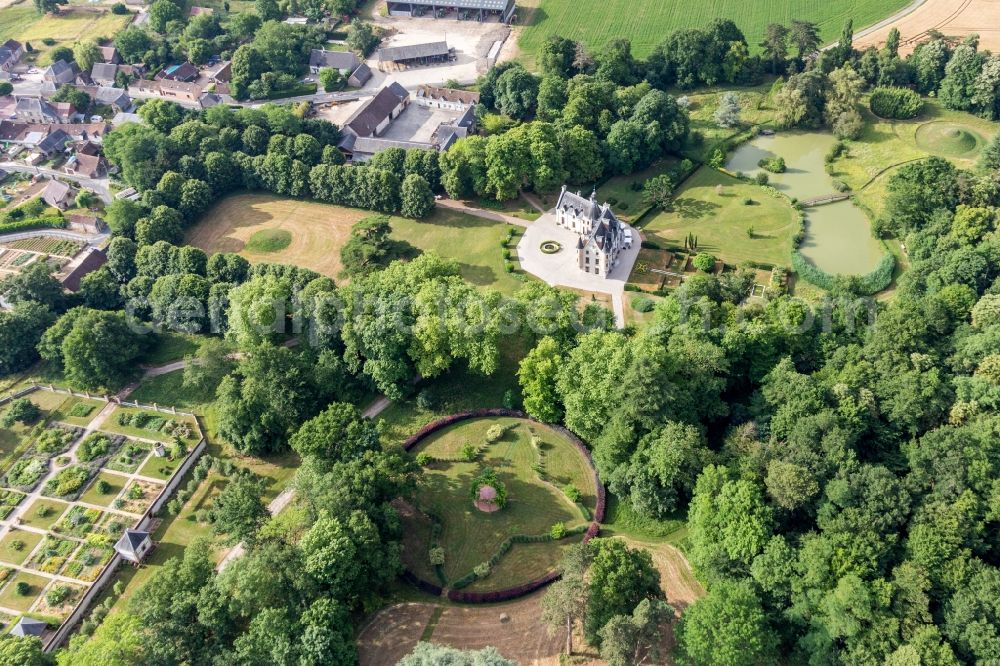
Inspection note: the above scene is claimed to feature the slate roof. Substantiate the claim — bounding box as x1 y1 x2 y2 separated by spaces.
400 0 509 8
72 152 104 177
41 179 72 207
114 529 150 556
349 62 372 85
377 41 450 63
37 128 71 154
9 617 46 638
557 186 623 253
91 62 119 82
350 136 435 155
98 46 120 63
309 49 359 71
44 60 76 84
61 247 107 292
94 86 130 107
159 62 199 82
340 83 409 139
14 97 58 121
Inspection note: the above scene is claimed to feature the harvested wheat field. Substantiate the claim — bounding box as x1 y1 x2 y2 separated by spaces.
185 193 368 278
855 0 1000 55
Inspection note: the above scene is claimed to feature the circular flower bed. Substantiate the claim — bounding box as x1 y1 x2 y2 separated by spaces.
539 240 562 254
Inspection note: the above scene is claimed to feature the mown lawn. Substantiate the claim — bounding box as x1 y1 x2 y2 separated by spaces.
0 571 47 612
641 166 800 268
403 417 595 588
515 0 909 65
0 529 44 567
832 98 999 219
141 332 202 367
0 390 67 469
48 396 104 428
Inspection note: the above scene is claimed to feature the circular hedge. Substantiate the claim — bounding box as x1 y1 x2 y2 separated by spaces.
540 240 562 254
869 87 923 119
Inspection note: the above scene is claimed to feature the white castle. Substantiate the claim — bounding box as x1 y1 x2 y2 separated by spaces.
554 186 630 277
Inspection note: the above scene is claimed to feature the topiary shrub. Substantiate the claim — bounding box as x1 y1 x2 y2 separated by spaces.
632 297 654 313
693 253 717 272
869 87 923 119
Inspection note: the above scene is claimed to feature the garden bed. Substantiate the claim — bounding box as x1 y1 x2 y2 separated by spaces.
42 464 98 501
115 480 163 514
0 489 25 519
62 543 114 582
104 440 152 474
51 506 103 538
26 535 79 575
3 456 49 492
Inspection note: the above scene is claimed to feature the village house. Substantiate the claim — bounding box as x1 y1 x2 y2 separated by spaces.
34 128 72 158
92 86 132 113
65 141 107 178
415 85 480 110
91 62 119 87
0 40 23 72
98 45 122 65
115 529 153 564
157 62 199 82
0 121 110 147
13 97 61 124
66 213 107 234
555 186 629 278
308 49 372 87
41 178 76 209
43 60 78 86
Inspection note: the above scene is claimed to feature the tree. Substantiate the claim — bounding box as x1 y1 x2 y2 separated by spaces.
714 91 741 128
38 308 143 390
0 82 12 96
318 67 344 92
0 261 64 310
137 98 185 133
346 21 379 57
0 302 54 376
181 337 234 395
1 398 41 428
211 472 268 545
72 39 101 74
542 562 588 655
494 66 539 120
760 23 789 74
518 336 564 423
290 402 378 462
789 20 820 59
559 125 604 183
147 0 183 32
114 26 151 62
979 130 1000 171
0 635 52 666
623 422 709 518
642 174 673 211
400 173 434 218
939 44 985 111
398 643 515 666
675 579 779 666
33 0 66 14
599 598 674 666
584 539 662 645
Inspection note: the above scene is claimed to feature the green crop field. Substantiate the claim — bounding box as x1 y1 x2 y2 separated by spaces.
515 0 910 65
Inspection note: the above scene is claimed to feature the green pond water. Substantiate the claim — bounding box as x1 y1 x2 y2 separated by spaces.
726 132 885 275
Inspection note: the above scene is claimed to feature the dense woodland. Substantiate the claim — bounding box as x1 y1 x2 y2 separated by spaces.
0 11 999 666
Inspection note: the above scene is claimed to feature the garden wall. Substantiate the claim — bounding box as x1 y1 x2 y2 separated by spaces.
402 409 606 604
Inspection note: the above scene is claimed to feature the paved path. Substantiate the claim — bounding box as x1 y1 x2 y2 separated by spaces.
0 163 113 204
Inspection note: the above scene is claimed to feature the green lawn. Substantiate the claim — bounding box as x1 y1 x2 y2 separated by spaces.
515 0 909 65
138 454 182 481
141 332 202 367
0 530 44 566
597 159 679 224
832 99 999 219
680 86 779 163
128 368 219 413
0 6 130 66
102 407 200 444
0 571 48 612
48 396 105 427
79 471 127 507
18 498 69 531
0 390 69 470
641 167 800 268
403 417 596 589
390 210 527 295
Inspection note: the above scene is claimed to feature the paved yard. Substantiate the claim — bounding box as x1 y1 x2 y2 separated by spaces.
382 104 469 143
516 212 640 327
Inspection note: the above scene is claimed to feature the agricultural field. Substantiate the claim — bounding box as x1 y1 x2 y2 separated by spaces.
3 237 84 257
514 0 909 65
187 193 526 293
0 5 131 66
640 167 801 268
402 417 596 591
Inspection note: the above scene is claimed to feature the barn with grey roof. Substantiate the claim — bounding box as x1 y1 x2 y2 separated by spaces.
386 0 515 22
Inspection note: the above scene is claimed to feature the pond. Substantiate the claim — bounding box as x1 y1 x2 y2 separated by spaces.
726 132 884 275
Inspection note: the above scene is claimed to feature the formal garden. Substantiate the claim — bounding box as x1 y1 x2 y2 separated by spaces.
401 415 601 597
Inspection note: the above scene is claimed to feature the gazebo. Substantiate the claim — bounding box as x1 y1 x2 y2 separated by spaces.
475 485 500 513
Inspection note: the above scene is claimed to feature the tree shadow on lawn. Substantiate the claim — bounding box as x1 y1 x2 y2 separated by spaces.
419 210 500 229
670 197 720 220
456 262 500 287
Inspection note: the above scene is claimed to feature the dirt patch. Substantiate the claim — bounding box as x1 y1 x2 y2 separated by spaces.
855 0 1000 55
185 193 367 279
358 602 437 666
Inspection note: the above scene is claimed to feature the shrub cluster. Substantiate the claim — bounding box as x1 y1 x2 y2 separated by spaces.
791 250 895 295
869 87 923 119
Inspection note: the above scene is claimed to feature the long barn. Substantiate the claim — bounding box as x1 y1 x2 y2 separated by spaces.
385 0 516 23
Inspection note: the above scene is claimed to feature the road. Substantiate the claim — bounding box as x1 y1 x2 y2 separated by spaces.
0 162 113 204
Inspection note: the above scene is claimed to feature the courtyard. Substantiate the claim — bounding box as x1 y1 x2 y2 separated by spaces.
517 211 640 326
381 103 470 144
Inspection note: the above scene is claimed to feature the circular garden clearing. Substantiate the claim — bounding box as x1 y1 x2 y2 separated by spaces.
914 121 984 157
539 240 562 254
244 228 292 253
401 416 599 596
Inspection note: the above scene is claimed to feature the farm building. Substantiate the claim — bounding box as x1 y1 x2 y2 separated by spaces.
338 82 411 152
376 41 452 70
60 247 108 292
386 0 516 23
415 85 480 110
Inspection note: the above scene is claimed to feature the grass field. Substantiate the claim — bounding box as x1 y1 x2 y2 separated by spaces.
641 167 800 267
0 6 130 66
403 417 596 589
514 0 909 65
187 194 526 293
0 571 47 612
48 396 103 428
0 529 43 566
832 99 999 219
78 470 126 507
